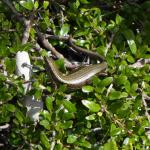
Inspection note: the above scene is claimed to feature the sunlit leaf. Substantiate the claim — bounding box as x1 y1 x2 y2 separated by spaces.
82 85 94 93
59 24 70 36
40 120 50 130
82 100 100 112
43 1 49 9
67 135 77 143
123 29 137 54
63 100 76 113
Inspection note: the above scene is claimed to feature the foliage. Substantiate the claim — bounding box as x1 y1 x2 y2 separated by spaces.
0 0 150 149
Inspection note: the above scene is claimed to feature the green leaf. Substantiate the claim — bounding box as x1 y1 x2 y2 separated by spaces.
15 109 24 123
5 104 16 112
61 121 73 129
85 114 96 120
67 135 77 144
115 75 127 85
82 100 100 112
5 58 16 74
100 77 113 87
63 100 76 113
34 1 39 9
123 29 137 54
82 85 94 93
63 112 75 120
75 0 80 8
40 132 50 149
109 90 128 100
37 145 43 150
46 97 53 112
115 14 123 25
127 55 135 63
110 124 122 136
78 138 91 148
44 16 51 27
80 0 90 4
20 0 34 10
40 120 50 130
43 1 49 9
59 24 70 36
144 75 150 81
40 110 51 122
104 140 118 150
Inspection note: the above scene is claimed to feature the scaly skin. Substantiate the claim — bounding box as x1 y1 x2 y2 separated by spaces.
44 57 107 89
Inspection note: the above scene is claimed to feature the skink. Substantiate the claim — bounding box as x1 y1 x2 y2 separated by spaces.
44 57 107 89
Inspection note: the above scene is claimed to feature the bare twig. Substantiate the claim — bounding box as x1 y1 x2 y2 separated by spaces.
22 20 32 44
104 33 115 56
69 37 105 61
46 34 105 61
50 130 56 150
45 34 70 41
0 29 17 32
129 58 150 68
2 0 32 45
37 32 77 69
142 93 150 123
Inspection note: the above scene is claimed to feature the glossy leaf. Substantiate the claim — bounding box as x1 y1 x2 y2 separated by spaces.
59 24 70 36
82 85 94 93
109 90 128 100
67 135 77 143
82 100 100 112
46 97 53 112
5 104 16 112
85 114 96 120
20 0 34 10
63 100 76 113
100 77 113 87
104 140 118 150
43 1 49 9
40 132 50 149
40 120 50 130
123 29 137 54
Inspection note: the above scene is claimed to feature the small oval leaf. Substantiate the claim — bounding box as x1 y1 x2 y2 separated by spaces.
40 132 50 149
67 135 77 144
82 85 94 93
63 100 76 113
82 100 100 112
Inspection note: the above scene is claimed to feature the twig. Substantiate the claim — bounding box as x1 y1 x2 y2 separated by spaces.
2 0 24 22
0 29 17 32
2 0 32 45
142 93 150 123
129 58 150 68
69 36 105 61
50 130 56 150
22 20 32 44
45 34 71 41
46 34 105 61
37 32 77 69
104 33 115 56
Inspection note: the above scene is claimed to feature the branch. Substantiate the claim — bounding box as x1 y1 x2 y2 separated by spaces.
2 0 24 22
142 93 150 123
2 0 32 44
69 36 105 61
21 20 32 44
129 58 150 68
45 34 105 61
37 32 77 69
